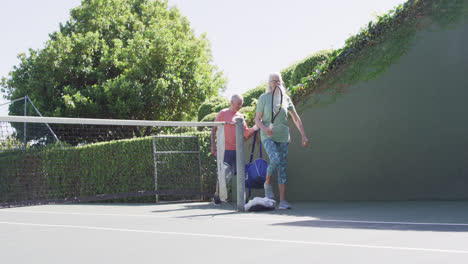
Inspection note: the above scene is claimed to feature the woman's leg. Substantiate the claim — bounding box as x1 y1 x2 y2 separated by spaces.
262 139 280 199
263 139 281 179
277 143 289 201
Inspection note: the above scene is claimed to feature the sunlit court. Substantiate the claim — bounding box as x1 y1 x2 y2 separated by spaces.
2 0 468 263
2 201 468 263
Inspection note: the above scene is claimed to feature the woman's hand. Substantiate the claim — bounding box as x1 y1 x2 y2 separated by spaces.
301 135 309 147
266 127 274 137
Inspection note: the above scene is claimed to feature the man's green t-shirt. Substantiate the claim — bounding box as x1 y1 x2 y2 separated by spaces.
256 92 295 143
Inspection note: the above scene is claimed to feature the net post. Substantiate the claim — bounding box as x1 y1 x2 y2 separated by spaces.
216 125 227 201
23 96 27 150
152 136 159 203
197 135 203 202
235 117 245 212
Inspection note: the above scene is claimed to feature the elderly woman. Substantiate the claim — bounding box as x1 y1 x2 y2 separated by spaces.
254 72 309 209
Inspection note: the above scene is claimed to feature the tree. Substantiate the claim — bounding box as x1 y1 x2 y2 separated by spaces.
1 0 225 144
1 0 225 121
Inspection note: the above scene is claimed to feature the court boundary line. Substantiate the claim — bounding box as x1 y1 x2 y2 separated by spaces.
1 220 468 254
2 209 468 227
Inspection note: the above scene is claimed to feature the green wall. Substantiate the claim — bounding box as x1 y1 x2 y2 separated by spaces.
286 21 468 201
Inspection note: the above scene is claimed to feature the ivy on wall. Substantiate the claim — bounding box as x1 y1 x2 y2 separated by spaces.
289 0 468 109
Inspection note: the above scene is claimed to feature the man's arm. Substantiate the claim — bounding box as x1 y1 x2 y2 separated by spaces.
243 119 258 139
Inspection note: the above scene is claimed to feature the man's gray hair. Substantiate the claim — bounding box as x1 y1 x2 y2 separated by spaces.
230 94 243 102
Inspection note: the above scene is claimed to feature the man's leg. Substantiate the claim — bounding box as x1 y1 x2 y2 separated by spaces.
224 150 237 202
213 181 221 205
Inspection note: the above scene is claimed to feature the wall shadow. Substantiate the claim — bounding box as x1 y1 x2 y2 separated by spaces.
268 201 468 232
271 219 468 232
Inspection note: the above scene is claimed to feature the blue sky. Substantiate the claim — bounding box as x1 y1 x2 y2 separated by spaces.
0 0 406 116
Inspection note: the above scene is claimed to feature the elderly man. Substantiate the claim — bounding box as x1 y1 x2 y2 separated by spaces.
211 94 257 204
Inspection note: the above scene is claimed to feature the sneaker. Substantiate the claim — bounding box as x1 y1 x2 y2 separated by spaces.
264 183 274 199
213 195 221 205
279 200 291 210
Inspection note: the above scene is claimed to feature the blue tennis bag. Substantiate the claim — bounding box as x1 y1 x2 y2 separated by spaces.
245 131 268 197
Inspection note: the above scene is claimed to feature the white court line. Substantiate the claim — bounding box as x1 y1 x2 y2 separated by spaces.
1 221 468 254
219 217 468 226
2 209 468 227
0 210 175 218
0 209 308 222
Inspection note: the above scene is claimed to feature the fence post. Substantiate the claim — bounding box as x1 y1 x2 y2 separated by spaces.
235 117 245 211
23 96 27 150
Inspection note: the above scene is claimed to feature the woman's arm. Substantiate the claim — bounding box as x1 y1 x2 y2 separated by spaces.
289 109 309 147
255 111 273 137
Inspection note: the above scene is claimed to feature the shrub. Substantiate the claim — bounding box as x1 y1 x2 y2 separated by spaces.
242 83 266 107
200 112 218 122
281 49 332 89
197 96 229 121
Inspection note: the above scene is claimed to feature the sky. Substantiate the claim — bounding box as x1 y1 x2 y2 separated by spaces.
0 0 407 116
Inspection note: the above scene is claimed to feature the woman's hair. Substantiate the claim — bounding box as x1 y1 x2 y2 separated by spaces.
267 72 285 94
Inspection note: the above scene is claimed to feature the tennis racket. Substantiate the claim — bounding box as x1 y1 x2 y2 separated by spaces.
270 85 283 128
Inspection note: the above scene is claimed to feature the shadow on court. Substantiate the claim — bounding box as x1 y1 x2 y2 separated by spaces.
271 219 468 232
147 200 468 232
271 201 468 232
150 201 239 218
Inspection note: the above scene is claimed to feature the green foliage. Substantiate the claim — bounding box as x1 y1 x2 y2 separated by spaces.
239 106 256 126
240 84 266 126
188 0 468 125
242 83 266 107
1 132 217 204
197 96 229 121
280 65 294 90
200 112 218 122
289 0 468 108
2 0 225 123
281 49 332 89
0 149 46 203
0 135 24 151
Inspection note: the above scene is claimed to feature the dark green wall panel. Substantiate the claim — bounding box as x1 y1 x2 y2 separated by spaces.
286 22 468 201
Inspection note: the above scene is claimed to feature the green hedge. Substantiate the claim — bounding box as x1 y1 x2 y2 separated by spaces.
0 150 45 204
242 83 266 107
200 112 218 122
281 49 332 89
1 131 217 205
197 96 229 121
289 0 468 106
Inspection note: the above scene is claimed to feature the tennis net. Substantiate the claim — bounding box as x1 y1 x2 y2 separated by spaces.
0 115 225 207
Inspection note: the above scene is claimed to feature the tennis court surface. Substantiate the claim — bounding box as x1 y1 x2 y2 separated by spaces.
2 200 468 263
